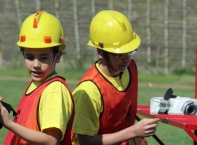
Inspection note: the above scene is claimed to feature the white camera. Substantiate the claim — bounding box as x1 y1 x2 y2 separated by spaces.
150 88 197 115
150 96 197 115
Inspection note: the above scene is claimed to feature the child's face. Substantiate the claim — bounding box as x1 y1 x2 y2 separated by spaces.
23 48 59 82
99 50 132 76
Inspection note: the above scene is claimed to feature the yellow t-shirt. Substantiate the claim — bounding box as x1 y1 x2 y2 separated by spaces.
27 75 73 141
72 63 130 139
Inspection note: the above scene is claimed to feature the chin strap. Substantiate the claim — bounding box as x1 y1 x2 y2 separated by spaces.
0 101 17 129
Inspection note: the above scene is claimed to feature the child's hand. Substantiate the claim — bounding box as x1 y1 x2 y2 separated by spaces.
0 96 2 128
133 118 160 137
0 97 11 129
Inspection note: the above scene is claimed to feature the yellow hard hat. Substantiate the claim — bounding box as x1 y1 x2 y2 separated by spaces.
17 11 65 51
88 10 141 54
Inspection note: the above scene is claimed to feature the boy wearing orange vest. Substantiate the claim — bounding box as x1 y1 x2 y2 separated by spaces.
0 11 74 145
72 10 159 145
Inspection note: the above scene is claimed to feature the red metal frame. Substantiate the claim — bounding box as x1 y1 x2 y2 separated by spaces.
195 45 197 103
195 45 197 145
137 46 197 144
137 106 197 143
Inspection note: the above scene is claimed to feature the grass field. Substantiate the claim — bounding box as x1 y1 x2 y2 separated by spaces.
0 73 196 144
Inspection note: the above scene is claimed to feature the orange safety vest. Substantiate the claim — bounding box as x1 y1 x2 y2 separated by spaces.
4 76 74 145
78 60 138 145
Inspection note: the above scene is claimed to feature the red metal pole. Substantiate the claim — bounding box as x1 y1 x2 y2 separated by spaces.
194 45 197 145
195 46 197 99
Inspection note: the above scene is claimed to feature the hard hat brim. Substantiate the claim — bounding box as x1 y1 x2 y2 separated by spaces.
87 33 141 54
17 41 65 50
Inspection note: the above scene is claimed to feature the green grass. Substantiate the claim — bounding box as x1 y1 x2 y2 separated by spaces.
0 73 196 144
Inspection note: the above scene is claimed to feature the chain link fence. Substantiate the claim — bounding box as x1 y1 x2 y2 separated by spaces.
0 0 197 74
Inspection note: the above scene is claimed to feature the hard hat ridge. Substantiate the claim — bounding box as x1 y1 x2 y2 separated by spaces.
17 11 66 51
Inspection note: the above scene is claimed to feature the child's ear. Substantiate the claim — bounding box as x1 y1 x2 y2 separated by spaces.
55 51 62 63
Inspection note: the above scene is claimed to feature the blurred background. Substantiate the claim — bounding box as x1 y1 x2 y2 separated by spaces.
0 0 197 74
0 0 197 144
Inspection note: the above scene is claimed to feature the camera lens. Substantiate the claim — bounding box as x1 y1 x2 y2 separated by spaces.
183 101 196 115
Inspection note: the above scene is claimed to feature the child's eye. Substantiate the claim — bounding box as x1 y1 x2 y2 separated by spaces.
40 57 48 60
25 56 34 61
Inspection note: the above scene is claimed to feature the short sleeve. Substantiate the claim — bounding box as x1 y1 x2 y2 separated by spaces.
38 81 73 140
72 81 102 136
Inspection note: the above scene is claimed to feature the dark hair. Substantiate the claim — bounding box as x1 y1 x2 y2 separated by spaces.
52 46 59 55
19 47 24 55
101 50 109 58
19 46 60 55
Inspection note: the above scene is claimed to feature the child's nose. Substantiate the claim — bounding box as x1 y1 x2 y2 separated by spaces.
33 59 41 68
